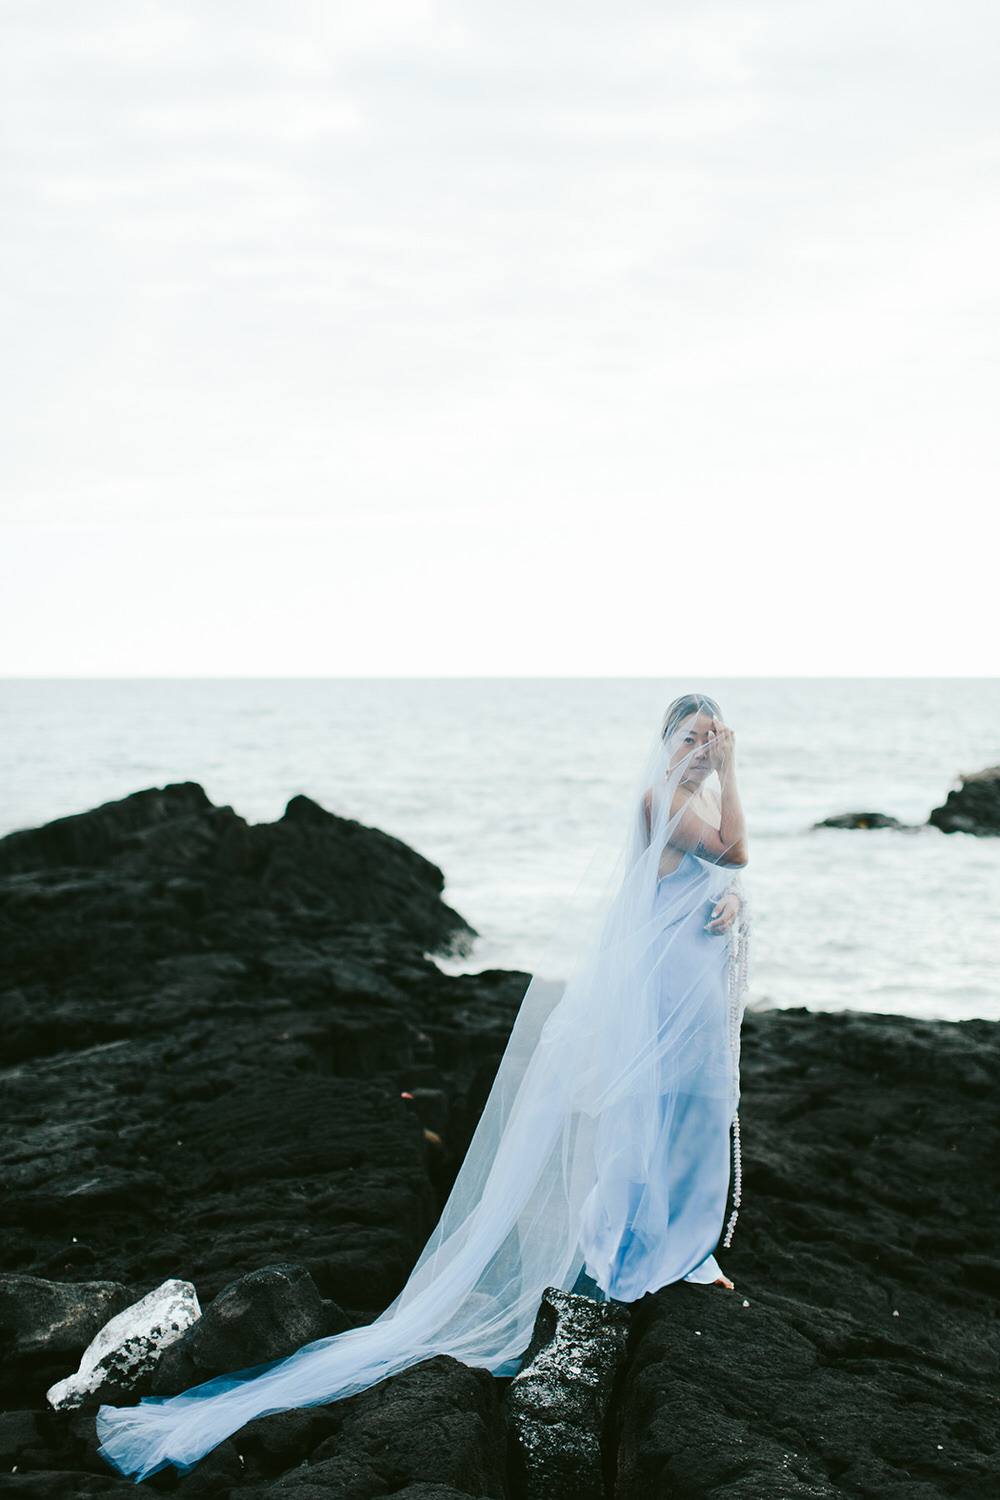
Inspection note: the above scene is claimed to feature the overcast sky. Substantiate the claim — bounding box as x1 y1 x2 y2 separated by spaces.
2 1 997 675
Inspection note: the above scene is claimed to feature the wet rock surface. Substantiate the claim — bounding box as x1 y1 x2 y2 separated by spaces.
508 1287 630 1500
1 785 997 1496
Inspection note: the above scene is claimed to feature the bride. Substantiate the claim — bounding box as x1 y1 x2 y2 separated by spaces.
96 692 751 1481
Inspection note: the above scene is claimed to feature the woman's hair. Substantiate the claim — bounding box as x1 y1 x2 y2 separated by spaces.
661 692 722 742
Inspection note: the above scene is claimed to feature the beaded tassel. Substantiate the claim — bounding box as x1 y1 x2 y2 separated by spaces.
722 1111 742 1248
722 877 751 1248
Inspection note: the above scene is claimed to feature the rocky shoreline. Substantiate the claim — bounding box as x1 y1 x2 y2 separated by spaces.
1 785 997 1497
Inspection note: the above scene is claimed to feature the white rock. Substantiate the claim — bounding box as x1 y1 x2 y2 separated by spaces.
46 1278 200 1410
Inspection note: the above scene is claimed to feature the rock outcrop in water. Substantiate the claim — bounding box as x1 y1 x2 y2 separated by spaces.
814 812 911 830
818 763 1000 836
928 765 1000 835
1 784 997 1497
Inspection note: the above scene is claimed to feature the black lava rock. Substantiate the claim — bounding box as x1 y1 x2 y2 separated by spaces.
507 1287 630 1500
150 1264 346 1397
2 787 998 1497
928 765 1000 835
814 812 908 830
0 1275 132 1357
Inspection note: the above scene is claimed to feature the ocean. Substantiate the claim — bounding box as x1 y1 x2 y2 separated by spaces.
2 677 998 1022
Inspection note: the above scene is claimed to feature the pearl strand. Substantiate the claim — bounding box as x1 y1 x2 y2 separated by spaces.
722 1111 742 1248
722 879 751 1248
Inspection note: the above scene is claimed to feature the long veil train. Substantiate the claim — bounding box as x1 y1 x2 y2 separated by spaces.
96 694 752 1481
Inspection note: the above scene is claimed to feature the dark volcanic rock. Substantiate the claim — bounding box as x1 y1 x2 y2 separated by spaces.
614 1008 1000 1499
928 765 1000 835
2 784 998 1496
814 811 908 830
0 1274 132 1356
201 1356 508 1498
507 1287 630 1500
151 1263 347 1396
0 1408 45 1463
0 782 476 985
299 1355 507 1497
0 784 529 1491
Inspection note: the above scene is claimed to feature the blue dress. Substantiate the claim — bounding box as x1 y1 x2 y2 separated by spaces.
580 849 737 1299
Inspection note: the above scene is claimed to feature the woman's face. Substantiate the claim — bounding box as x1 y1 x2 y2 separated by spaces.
668 711 716 780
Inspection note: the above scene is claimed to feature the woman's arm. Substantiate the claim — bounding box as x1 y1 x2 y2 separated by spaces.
668 782 747 866
668 721 748 867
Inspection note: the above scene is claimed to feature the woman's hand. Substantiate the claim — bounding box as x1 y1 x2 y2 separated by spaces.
705 889 741 935
706 717 736 781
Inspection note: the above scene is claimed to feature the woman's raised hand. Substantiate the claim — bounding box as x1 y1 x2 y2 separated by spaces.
706 717 735 779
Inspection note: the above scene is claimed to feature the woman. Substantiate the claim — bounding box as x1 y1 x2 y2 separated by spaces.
96 692 751 1482
579 694 748 1299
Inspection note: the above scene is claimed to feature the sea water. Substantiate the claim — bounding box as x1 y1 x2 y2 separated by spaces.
2 677 998 1021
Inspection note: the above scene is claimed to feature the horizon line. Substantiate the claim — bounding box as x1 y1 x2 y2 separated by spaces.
2 672 999 684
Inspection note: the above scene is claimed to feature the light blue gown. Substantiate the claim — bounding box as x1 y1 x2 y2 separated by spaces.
578 848 737 1300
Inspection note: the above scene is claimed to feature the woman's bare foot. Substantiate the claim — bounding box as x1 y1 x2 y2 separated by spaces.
713 1273 735 1289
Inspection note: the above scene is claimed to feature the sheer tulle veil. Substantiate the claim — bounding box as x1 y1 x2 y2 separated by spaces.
95 693 752 1481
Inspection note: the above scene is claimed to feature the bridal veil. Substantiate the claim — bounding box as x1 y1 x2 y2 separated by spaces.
96 693 752 1481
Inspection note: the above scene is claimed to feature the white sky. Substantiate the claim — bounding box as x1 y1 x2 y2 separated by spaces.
2 0 998 676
